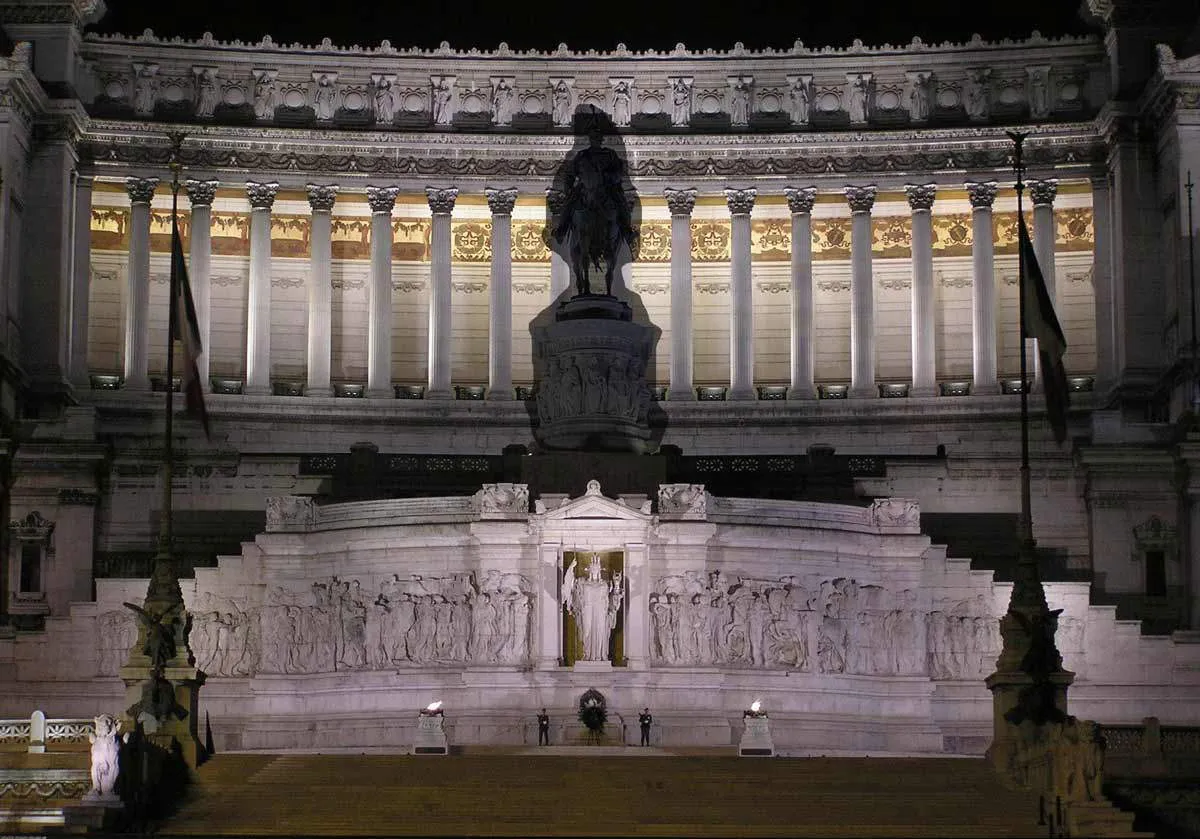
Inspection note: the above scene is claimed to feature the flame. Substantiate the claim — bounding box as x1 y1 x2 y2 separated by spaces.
426 701 443 712
750 700 762 713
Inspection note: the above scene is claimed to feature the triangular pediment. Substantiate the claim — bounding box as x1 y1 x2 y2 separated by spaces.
540 479 651 521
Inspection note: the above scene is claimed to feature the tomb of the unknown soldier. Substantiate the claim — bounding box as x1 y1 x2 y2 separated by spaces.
0 0 1199 834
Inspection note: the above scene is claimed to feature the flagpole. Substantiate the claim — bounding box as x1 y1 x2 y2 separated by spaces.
1187 171 1196 411
1011 133 1034 553
157 133 185 559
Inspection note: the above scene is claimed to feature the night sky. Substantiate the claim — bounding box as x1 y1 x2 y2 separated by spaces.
89 0 1094 52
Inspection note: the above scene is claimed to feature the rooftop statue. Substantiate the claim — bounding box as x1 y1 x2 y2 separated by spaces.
552 108 636 298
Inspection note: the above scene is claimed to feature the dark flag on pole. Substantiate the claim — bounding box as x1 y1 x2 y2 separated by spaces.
1018 214 1069 445
170 224 210 439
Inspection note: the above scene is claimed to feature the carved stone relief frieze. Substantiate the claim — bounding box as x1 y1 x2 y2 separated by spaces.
257 572 533 675
648 573 927 677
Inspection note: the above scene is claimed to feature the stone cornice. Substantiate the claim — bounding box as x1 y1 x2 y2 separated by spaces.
77 119 1105 185
83 29 1099 62
77 30 1106 137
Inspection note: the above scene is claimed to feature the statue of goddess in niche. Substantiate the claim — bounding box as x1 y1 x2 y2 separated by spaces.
563 553 623 661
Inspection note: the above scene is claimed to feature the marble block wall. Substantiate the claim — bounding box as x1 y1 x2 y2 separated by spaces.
1 482 1197 753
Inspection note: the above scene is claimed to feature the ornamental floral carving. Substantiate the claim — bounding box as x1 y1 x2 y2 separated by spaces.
657 484 708 518
724 187 756 215
784 186 817 214
185 178 218 207
485 187 518 215
966 181 999 208
475 483 530 517
844 185 877 213
426 186 458 214
306 184 338 211
664 187 697 216
125 177 158 204
904 183 937 211
246 181 279 209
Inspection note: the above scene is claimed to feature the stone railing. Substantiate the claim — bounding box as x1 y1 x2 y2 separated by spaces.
0 712 93 753
1100 717 1200 779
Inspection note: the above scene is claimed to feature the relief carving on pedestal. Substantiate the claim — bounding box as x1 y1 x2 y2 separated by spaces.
256 571 533 675
648 573 927 676
657 483 708 519
475 483 530 517
265 495 316 531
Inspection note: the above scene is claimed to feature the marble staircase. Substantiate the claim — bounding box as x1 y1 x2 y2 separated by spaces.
165 752 1059 837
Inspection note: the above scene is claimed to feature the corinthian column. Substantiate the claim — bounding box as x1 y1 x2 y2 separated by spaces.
906 183 937 397
486 187 518 400
845 185 877 398
306 184 337 397
665 187 697 400
245 181 278 395
785 186 817 399
68 173 94 388
1090 175 1115 395
426 187 458 399
123 177 158 391
1029 179 1058 303
725 187 756 401
185 179 218 392
546 189 570 299
367 185 399 399
1029 179 1058 390
966 181 999 394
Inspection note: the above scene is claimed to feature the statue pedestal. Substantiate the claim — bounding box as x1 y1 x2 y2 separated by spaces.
739 714 775 757
119 662 206 769
413 712 448 755
533 295 656 454
571 660 614 674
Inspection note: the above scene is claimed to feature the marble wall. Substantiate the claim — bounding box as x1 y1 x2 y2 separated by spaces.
2 484 1196 753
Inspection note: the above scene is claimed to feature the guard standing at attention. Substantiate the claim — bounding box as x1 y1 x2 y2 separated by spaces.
538 708 550 745
639 707 653 746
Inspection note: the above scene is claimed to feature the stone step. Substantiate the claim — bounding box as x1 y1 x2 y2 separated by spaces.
164 753 1050 837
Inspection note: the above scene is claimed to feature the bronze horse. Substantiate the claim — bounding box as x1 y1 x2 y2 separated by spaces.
553 124 636 297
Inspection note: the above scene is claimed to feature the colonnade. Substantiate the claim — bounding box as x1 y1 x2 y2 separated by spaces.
111 177 1070 400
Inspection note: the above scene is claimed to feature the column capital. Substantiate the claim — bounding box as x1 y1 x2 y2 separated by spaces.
125 177 159 205
904 183 937 211
485 187 518 215
545 188 566 215
185 179 219 207
306 183 339 212
426 186 459 215
366 185 400 214
965 181 999 209
724 187 756 216
1029 178 1058 207
246 181 279 210
844 185 877 213
664 187 697 216
784 186 817 215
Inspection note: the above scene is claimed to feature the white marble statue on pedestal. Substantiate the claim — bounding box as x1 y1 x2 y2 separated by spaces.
563 554 623 662
85 714 127 802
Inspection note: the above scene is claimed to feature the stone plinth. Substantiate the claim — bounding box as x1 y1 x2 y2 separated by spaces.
534 296 654 454
413 712 448 755
739 713 775 756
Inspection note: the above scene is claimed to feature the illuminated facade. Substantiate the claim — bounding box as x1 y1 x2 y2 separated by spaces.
0 0 1198 749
